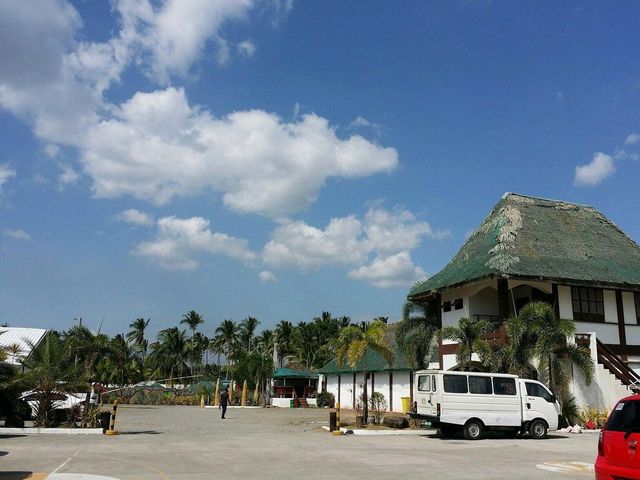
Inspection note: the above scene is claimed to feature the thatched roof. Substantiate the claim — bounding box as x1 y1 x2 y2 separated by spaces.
410 193 640 299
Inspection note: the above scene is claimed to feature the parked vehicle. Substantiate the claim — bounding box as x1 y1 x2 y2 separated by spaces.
410 370 560 440
595 394 640 479
19 390 87 419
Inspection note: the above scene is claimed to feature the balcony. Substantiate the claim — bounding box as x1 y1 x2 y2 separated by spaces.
473 315 507 346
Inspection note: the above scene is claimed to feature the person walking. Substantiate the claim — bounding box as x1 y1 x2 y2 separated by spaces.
220 388 229 419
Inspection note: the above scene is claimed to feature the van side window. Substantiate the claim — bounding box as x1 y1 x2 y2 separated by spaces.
493 377 516 395
468 375 492 394
443 375 468 393
432 376 436 392
417 375 430 392
525 382 553 402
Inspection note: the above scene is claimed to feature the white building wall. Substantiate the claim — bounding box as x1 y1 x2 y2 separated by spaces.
574 322 619 344
325 374 339 404
339 374 354 409
604 290 618 324
623 292 638 326
558 285 573 320
391 371 410 412
626 326 640 346
570 332 632 410
372 371 391 411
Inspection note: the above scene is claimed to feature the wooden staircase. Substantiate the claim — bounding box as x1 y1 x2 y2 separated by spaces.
577 333 640 392
298 398 309 408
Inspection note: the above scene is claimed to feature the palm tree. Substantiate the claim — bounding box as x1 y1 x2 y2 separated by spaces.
441 317 493 371
22 333 77 427
127 318 150 375
215 320 238 379
292 322 321 369
274 320 294 367
519 302 594 398
148 327 189 385
107 334 135 387
181 310 204 370
239 317 260 351
335 320 395 424
255 329 275 358
208 335 225 376
396 300 439 369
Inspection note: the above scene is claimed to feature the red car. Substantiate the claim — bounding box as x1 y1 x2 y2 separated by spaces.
596 394 640 479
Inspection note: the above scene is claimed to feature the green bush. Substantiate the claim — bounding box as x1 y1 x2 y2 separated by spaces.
316 391 335 408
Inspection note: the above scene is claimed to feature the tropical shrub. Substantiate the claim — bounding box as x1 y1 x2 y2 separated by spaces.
368 392 388 424
316 391 335 408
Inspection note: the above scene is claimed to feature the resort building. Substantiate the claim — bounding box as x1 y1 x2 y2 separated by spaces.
408 192 640 409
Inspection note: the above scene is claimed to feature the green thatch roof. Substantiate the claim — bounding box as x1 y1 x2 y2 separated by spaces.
273 367 317 379
410 193 640 298
318 323 411 374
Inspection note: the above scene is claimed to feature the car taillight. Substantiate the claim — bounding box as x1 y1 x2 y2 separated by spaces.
437 403 441 417
598 429 605 456
412 401 417 413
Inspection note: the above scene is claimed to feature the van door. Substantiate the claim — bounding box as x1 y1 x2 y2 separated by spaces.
523 381 559 430
415 373 437 416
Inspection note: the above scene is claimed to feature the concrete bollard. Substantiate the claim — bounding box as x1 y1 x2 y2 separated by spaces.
329 411 337 431
105 400 119 435
332 402 342 436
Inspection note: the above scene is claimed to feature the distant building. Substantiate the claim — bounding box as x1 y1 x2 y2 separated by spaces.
408 193 640 409
0 326 48 367
319 323 415 412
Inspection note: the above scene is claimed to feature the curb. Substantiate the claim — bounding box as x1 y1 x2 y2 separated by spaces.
321 426 433 436
203 405 262 409
0 427 104 435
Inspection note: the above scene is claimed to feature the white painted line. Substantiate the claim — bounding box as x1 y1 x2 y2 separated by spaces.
51 450 80 475
49 474 121 480
535 461 594 474
0 428 103 435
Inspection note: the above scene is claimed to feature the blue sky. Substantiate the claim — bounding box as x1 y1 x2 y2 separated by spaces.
1 1 639 337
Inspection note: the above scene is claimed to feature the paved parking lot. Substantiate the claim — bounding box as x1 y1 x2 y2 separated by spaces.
2 406 598 480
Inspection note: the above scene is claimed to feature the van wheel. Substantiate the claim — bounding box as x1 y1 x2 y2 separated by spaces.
440 425 457 437
463 419 484 440
529 420 548 439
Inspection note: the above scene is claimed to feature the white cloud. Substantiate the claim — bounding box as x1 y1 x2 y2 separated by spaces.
348 251 426 288
263 215 366 269
58 163 80 187
135 216 257 270
625 133 640 145
574 152 615 186
116 0 254 82
0 164 16 191
0 2 391 218
348 116 382 135
2 229 32 241
44 144 61 158
81 87 398 216
237 40 256 57
259 270 277 283
263 206 441 287
116 209 155 227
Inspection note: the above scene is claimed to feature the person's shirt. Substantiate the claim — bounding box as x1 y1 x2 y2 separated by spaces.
220 391 229 405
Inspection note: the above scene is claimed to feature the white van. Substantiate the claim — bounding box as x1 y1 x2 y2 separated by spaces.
411 370 561 440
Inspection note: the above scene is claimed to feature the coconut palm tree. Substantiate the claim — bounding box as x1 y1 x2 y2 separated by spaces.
292 322 321 370
148 327 189 385
274 320 294 367
239 317 260 351
215 320 238 379
127 318 150 377
255 329 275 358
181 310 204 370
22 333 77 427
441 317 493 371
335 320 395 424
208 335 225 376
519 302 594 397
396 300 439 370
